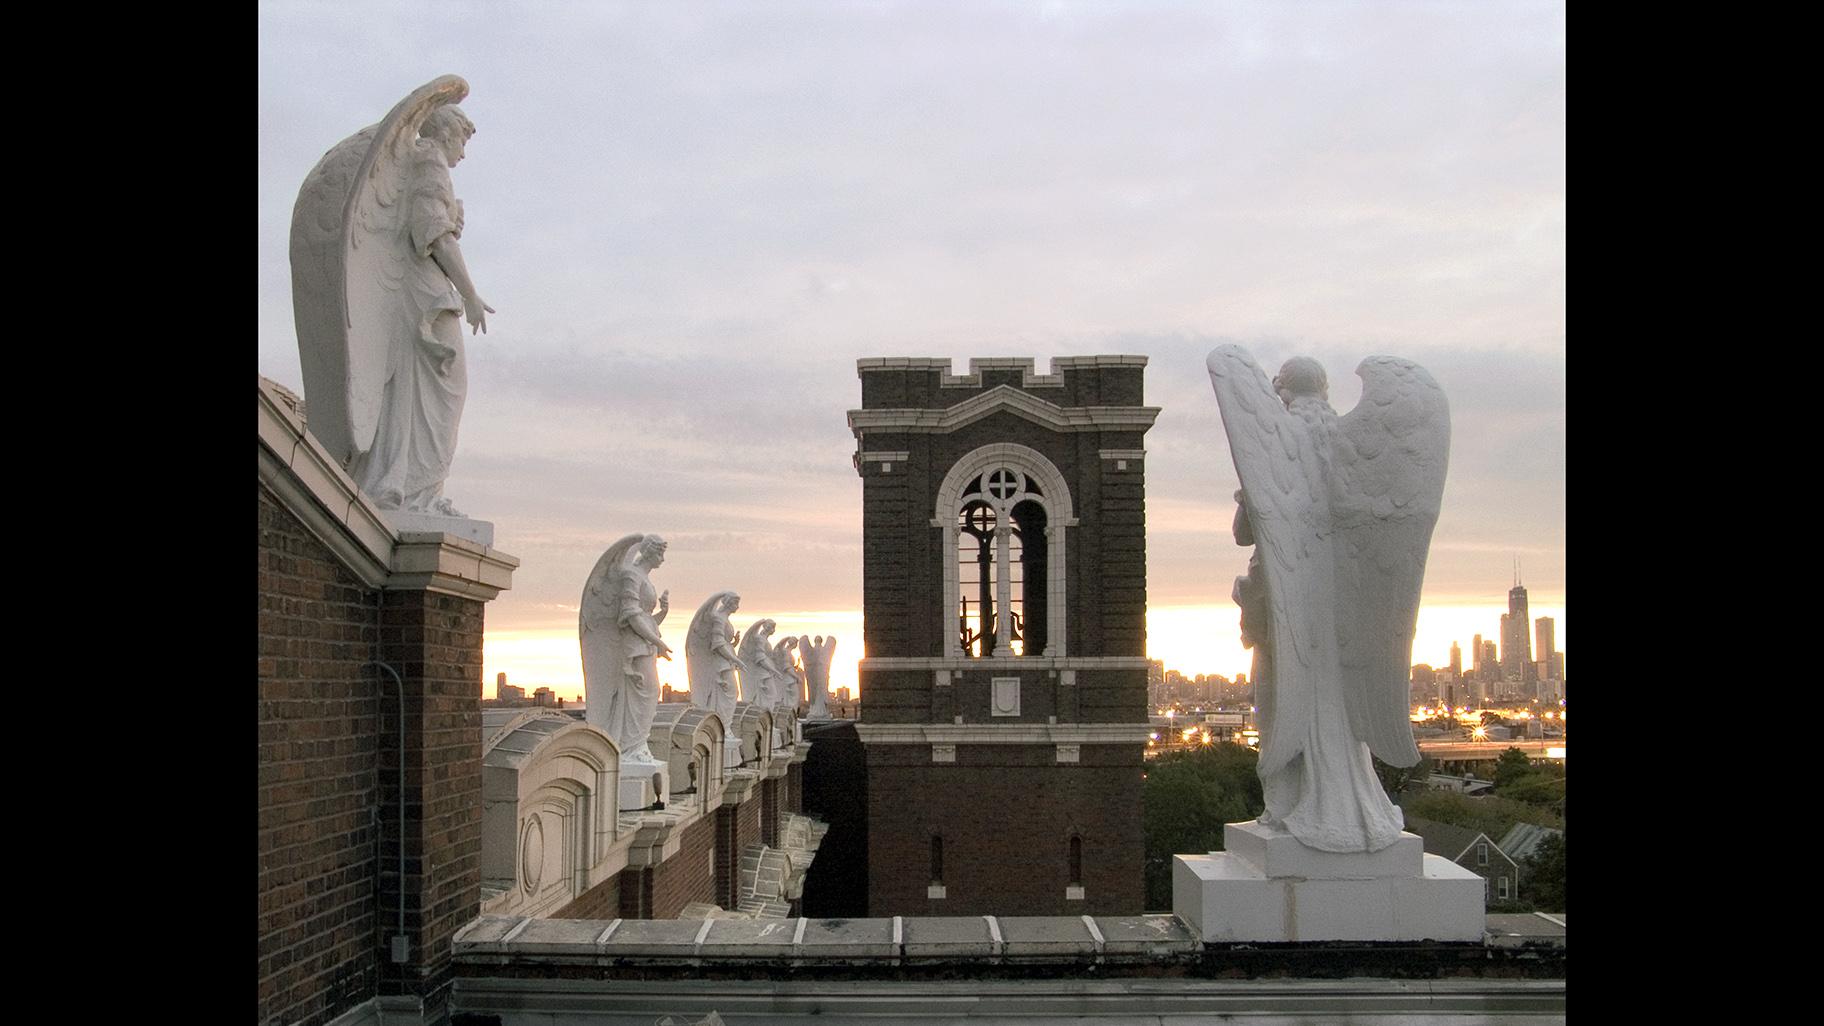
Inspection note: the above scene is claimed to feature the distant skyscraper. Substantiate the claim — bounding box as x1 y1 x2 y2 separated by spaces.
1501 577 1533 686
1534 617 1557 679
1449 641 1462 678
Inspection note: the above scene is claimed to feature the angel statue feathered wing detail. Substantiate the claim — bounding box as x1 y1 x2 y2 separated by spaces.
685 592 742 733
580 534 670 764
1207 345 1449 853
290 74 493 515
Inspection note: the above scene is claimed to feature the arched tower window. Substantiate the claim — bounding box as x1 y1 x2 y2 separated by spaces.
936 445 1074 658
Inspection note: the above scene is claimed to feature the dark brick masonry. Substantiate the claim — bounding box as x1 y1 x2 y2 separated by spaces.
852 358 1154 917
259 485 489 1026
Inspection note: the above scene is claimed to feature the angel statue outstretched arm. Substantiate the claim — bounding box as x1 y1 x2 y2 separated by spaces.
1207 345 1447 854
289 74 499 516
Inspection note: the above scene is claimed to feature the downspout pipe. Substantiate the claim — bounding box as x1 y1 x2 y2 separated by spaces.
367 659 410 963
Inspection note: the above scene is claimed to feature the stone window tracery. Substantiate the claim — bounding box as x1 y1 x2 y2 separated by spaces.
937 444 1074 659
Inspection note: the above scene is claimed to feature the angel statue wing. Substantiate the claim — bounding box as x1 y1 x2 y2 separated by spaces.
1205 345 1337 781
1331 356 1449 768
579 533 643 736
686 592 741 703
289 74 469 466
737 621 776 705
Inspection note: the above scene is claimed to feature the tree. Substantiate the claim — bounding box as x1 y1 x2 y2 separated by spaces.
1523 833 1565 912
1493 747 1534 790
1374 755 1433 800
1399 789 1562 839
1141 743 1264 910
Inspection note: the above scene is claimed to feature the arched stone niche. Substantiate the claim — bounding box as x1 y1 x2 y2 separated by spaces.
732 703 775 772
647 703 726 813
480 710 620 917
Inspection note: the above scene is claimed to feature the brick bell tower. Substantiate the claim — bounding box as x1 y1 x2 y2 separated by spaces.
847 356 1159 916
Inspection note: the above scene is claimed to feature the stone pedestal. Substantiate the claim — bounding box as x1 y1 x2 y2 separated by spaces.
386 510 495 547
619 757 671 811
1173 820 1484 943
723 733 745 770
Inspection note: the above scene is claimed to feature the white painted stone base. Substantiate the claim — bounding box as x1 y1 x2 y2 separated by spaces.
619 757 670 811
723 733 745 770
1172 820 1484 943
385 510 495 546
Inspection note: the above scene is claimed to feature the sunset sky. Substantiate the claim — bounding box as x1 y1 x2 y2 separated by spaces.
257 2 1565 700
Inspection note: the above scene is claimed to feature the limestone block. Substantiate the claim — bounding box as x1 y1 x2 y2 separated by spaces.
1391 855 1487 942
903 916 998 958
387 510 494 547
1224 820 1423 879
1289 878 1397 941
1173 852 1285 942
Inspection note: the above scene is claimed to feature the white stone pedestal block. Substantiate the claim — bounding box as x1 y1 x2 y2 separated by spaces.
1223 820 1422 879
618 757 670 811
723 734 744 770
386 510 495 547
1173 820 1484 943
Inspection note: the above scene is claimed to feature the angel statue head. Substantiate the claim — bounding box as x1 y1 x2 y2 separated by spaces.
420 105 476 166
636 535 669 569
1271 357 1328 405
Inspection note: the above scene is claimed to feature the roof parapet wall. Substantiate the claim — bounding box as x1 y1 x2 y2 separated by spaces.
856 355 1150 412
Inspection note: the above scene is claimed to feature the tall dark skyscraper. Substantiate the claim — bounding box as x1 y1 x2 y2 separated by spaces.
1500 576 1533 685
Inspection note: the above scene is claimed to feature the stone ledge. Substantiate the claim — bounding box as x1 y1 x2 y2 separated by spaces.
450 977 1563 1023
449 912 1562 983
258 375 518 600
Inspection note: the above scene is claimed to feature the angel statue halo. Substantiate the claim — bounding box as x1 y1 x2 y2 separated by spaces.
289 74 496 517
1207 345 1450 854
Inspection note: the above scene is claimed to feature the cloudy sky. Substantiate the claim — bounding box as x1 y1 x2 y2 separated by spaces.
258 1 1565 699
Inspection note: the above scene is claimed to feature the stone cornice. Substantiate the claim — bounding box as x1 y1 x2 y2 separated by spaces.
848 385 1160 438
721 768 761 806
854 723 1156 746
259 376 518 600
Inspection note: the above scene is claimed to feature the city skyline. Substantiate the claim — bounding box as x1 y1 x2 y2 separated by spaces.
257 3 1565 701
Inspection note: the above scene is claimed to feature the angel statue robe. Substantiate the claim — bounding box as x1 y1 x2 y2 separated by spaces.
348 142 468 512
1207 346 1449 853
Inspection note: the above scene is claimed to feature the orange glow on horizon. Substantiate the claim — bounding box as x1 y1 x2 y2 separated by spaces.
483 601 1564 700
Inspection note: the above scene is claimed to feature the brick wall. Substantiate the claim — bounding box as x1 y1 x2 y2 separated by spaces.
552 871 622 920
715 797 763 908
787 762 803 815
259 486 383 1026
865 743 1145 917
652 814 719 918
259 480 491 1026
761 778 779 847
377 588 485 1021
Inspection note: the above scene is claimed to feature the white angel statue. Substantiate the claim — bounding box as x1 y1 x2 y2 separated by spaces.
770 635 803 718
736 620 779 708
800 635 836 719
290 74 496 515
685 592 744 732
579 534 671 764
1206 346 1449 853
